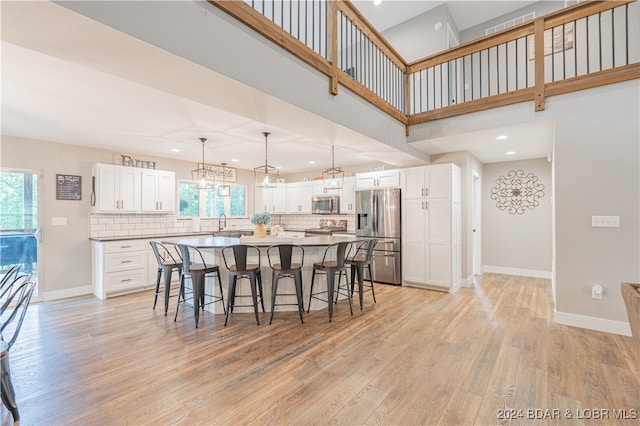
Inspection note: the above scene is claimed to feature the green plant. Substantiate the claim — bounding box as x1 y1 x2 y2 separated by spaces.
250 212 271 225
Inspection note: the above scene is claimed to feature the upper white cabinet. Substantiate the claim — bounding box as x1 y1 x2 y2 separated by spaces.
355 170 400 189
93 163 141 213
286 181 313 214
339 177 356 213
401 164 461 293
93 163 175 214
255 185 287 214
141 169 176 213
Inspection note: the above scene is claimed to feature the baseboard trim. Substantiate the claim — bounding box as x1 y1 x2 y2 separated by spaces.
461 276 473 288
554 311 631 336
482 265 552 279
42 285 94 302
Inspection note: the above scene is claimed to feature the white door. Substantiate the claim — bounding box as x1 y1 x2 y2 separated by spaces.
472 172 482 275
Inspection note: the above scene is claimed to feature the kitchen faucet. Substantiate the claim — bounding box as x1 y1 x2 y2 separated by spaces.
218 213 227 232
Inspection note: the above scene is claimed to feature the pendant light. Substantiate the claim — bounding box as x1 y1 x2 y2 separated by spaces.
218 162 231 197
191 137 214 190
322 144 344 191
254 132 279 188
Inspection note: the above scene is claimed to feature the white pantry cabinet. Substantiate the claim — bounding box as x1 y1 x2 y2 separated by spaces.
141 169 176 213
339 177 356 213
92 163 141 213
355 170 400 189
402 164 462 293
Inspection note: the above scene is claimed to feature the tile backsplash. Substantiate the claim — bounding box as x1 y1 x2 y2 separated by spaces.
89 214 354 239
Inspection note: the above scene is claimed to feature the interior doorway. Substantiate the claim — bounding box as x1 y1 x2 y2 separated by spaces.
0 169 41 298
471 171 482 275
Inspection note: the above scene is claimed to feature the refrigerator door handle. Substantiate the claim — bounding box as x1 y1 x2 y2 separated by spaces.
357 213 368 229
372 193 378 233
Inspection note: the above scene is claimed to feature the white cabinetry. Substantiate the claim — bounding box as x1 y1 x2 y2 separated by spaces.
355 170 400 189
286 182 313 214
92 163 141 213
339 177 356 213
141 169 176 213
92 239 149 299
402 164 461 293
255 186 287 214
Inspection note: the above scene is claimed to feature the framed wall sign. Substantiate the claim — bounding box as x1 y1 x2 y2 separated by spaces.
56 174 82 200
198 163 237 182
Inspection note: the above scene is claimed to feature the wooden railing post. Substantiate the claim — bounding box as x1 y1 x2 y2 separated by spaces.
328 1 339 96
534 19 545 111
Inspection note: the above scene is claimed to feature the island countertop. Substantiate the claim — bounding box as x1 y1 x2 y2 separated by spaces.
166 234 360 248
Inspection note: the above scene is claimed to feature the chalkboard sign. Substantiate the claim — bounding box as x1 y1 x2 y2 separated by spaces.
56 174 82 200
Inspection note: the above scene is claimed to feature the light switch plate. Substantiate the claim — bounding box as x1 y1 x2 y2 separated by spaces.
52 217 67 226
591 216 620 228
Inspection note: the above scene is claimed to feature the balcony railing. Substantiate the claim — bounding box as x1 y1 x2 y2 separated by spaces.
212 0 639 128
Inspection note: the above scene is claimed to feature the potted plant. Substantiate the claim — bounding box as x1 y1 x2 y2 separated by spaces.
251 212 271 238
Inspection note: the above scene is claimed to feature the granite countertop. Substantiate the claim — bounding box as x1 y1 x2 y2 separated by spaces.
167 234 361 248
89 232 214 243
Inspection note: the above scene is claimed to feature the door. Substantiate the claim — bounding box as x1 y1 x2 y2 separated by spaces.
0 169 42 298
472 172 482 275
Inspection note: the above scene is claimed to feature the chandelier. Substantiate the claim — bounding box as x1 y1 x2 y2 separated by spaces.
191 137 214 190
322 145 344 191
254 132 279 188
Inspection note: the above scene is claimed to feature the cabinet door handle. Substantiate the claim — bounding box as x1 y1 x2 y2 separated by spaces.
425 188 429 196
425 201 428 210
121 260 133 264
121 278 132 283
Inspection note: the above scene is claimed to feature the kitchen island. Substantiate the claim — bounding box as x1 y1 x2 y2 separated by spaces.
166 234 362 317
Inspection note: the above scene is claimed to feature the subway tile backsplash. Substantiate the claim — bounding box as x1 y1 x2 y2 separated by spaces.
89 214 355 239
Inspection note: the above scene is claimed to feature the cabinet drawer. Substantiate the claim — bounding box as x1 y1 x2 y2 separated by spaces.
104 251 146 273
104 269 147 296
104 240 146 254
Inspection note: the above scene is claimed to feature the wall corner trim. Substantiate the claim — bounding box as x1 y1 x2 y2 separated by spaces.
554 311 631 336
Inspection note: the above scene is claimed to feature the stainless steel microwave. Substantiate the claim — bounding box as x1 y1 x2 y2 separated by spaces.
311 195 340 215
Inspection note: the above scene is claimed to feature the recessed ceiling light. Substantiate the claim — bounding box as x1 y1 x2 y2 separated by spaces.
506 151 516 155
308 161 316 164
496 135 508 140
170 148 180 153
231 158 239 162
374 0 382 5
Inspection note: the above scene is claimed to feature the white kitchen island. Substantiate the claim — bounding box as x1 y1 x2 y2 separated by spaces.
167 234 362 319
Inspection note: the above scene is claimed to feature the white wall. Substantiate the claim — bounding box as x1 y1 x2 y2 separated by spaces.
410 79 640 335
482 158 552 277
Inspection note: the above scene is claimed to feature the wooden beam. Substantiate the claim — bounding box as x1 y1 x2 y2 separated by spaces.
328 1 339 95
545 63 640 97
533 19 545 111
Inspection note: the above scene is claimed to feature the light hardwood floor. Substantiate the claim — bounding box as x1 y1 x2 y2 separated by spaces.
3 273 639 425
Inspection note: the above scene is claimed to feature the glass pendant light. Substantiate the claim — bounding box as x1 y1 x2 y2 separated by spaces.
218 162 231 197
254 132 279 188
191 137 214 190
322 144 344 191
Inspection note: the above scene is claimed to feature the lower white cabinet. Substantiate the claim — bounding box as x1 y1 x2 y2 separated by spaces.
402 164 461 293
92 239 150 299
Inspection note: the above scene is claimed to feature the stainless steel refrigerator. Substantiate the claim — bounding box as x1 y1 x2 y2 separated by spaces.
355 188 401 285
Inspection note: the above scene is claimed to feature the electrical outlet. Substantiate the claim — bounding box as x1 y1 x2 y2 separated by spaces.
592 285 603 299
591 216 620 227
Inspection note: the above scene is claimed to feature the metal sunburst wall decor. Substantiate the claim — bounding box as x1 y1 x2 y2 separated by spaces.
490 169 545 215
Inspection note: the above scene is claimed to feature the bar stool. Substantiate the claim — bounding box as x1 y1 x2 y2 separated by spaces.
346 239 378 310
307 241 353 322
149 241 182 315
221 245 265 326
267 244 305 324
175 244 225 328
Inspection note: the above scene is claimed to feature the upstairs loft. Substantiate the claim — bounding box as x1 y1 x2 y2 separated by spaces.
212 0 640 130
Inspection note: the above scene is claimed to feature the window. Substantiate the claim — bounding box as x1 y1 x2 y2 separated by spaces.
178 181 247 218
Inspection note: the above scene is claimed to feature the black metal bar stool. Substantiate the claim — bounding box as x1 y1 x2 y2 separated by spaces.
221 245 265 326
346 239 378 310
307 241 353 322
175 244 225 328
1 279 35 423
267 244 305 324
149 241 182 315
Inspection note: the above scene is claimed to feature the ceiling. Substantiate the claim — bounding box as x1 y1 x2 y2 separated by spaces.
1 1 552 175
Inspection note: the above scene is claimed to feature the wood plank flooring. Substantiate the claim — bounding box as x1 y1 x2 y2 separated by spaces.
2 273 639 425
